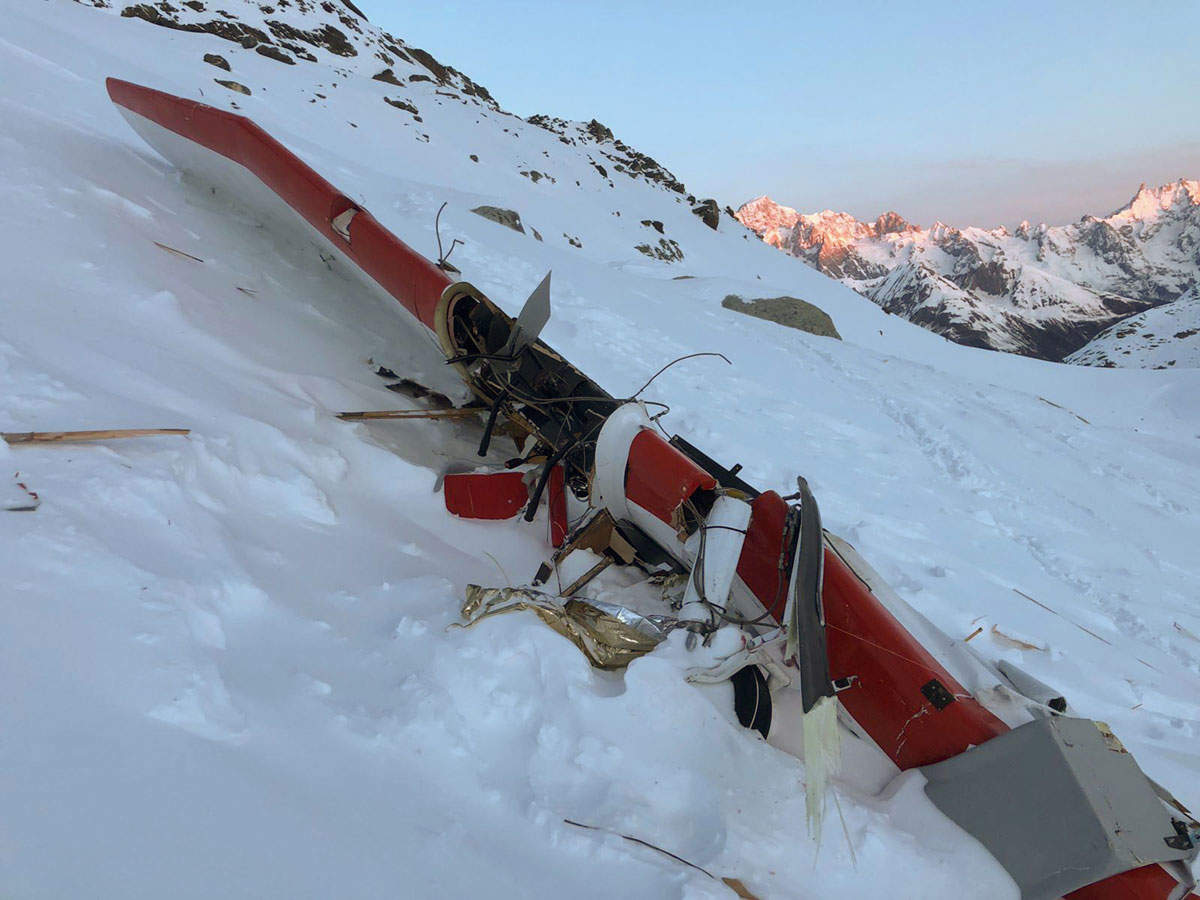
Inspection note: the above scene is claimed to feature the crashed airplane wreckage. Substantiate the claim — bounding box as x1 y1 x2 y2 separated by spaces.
107 78 1198 899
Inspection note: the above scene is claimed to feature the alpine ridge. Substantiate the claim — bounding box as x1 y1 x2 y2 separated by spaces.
737 181 1200 363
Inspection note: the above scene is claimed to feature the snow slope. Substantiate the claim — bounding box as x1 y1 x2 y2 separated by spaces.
2 2 1199 897
1067 287 1200 369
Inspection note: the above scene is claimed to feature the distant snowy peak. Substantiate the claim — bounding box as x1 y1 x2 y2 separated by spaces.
737 196 912 271
785 209 914 279
736 195 799 246
737 180 1200 363
1109 178 1200 224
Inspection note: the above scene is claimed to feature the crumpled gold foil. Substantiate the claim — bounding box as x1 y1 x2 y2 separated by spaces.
459 584 663 669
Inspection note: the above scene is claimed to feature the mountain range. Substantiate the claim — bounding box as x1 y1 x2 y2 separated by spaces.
737 182 1200 365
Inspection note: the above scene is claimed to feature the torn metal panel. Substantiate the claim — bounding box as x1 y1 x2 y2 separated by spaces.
920 716 1198 900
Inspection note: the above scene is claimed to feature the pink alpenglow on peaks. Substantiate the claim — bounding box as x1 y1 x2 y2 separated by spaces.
736 179 1200 362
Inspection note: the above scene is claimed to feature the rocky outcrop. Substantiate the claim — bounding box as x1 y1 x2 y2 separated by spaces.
102 0 699 212
636 238 684 262
737 180 1200 362
470 206 525 234
111 0 501 111
691 199 719 230
372 68 403 86
214 78 250 95
383 97 419 118
721 295 840 340
526 115 687 195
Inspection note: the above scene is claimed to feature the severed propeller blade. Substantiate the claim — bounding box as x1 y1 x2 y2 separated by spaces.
500 270 552 360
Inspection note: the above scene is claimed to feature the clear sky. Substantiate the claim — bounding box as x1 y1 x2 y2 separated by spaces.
355 0 1199 228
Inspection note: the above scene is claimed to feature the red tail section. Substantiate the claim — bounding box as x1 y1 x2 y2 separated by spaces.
106 78 451 330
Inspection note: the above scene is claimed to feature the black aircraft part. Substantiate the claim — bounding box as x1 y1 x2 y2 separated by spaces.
669 435 761 498
613 519 683 571
790 477 834 714
732 665 772 738
920 678 957 710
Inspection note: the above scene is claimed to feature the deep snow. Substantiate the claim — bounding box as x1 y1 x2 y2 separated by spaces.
2 2 1198 898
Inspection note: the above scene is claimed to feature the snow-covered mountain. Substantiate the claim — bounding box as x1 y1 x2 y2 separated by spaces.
3 2 1200 897
1067 286 1200 368
737 183 1200 362
93 0 727 243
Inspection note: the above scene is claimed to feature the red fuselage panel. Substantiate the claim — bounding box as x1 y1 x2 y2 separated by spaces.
106 78 451 330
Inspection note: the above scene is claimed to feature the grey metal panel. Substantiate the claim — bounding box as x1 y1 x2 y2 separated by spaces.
920 717 1196 900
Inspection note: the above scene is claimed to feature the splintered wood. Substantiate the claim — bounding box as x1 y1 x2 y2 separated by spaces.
2 429 190 445
336 408 480 421
153 240 204 263
990 625 1046 652
1013 588 1113 646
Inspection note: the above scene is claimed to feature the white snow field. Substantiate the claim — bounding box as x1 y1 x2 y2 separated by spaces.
1 2 1198 898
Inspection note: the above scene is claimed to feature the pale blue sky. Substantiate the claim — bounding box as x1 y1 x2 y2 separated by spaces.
355 1 1199 227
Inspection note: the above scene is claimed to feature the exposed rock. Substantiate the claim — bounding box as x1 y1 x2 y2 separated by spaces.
337 0 367 19
956 258 1013 297
113 0 692 226
121 4 270 45
470 206 525 234
371 67 402 85
255 43 294 64
383 96 419 118
722 295 841 340
635 238 684 263
585 119 613 142
202 52 230 70
214 78 251 95
873 211 909 235
444 65 494 104
522 116 685 195
691 198 720 230
109 0 507 118
407 46 449 82
640 219 664 234
265 20 355 57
